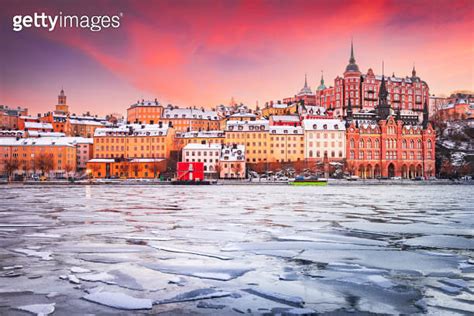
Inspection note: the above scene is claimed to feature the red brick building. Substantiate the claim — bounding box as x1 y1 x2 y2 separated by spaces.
314 41 430 120
345 75 436 179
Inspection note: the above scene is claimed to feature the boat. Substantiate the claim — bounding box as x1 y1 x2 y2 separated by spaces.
171 180 211 185
290 176 328 186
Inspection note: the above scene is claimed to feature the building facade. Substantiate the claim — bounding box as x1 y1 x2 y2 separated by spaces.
303 119 346 161
182 143 221 177
219 144 246 179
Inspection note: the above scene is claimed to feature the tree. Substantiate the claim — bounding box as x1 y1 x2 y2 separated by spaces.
232 163 243 179
35 153 54 177
64 163 74 178
3 158 20 181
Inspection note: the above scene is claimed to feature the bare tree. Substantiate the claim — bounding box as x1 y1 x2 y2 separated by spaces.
35 153 54 177
3 158 20 181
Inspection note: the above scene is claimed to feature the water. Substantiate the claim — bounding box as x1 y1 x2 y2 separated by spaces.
0 185 473 315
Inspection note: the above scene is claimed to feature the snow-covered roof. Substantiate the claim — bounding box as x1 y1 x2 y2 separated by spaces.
183 143 222 150
0 130 24 137
226 119 269 132
271 115 300 122
163 108 219 120
70 119 109 126
129 100 161 108
303 119 346 131
88 158 115 163
27 131 66 137
229 112 257 118
269 126 303 134
130 158 164 163
94 124 170 137
271 103 291 109
0 137 75 147
220 144 245 161
24 122 53 129
176 130 225 138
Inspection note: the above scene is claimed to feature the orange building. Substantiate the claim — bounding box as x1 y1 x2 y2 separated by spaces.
268 126 305 163
0 137 77 179
0 105 28 130
127 99 163 124
88 123 175 178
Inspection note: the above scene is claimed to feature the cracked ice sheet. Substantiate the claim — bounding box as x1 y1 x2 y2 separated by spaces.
82 291 152 310
404 235 474 250
296 249 464 274
142 261 254 281
76 263 173 291
341 221 473 236
12 248 53 261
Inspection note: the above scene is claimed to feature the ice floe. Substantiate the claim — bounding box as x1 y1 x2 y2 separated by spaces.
12 248 53 261
82 291 152 310
17 303 55 315
157 288 231 304
243 288 305 307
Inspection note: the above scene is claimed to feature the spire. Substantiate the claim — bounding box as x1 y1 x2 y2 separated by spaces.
345 39 360 73
297 73 313 95
412 63 417 78
377 61 390 120
350 39 355 64
346 96 353 127
304 73 308 88
317 70 327 91
422 99 429 128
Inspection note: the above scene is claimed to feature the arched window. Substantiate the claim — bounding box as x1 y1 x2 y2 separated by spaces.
359 139 364 148
375 139 380 148
350 139 355 148
367 139 372 149
350 151 355 159
427 139 432 149
417 139 422 149
402 139 407 149
410 140 415 149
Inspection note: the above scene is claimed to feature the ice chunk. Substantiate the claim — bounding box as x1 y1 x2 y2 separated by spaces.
157 288 231 304
271 307 317 315
82 291 152 310
77 272 116 284
24 233 61 239
46 292 59 298
17 303 55 315
12 248 53 261
2 265 23 270
149 244 232 260
68 274 81 284
70 266 91 273
243 288 305 307
143 263 253 281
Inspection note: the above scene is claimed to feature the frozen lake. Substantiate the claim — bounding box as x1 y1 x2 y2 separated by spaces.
0 185 473 315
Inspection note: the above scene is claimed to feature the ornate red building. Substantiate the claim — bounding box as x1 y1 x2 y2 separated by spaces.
345 75 436 179
315 41 430 120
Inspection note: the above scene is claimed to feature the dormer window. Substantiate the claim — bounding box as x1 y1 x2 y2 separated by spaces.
312 124 317 129
323 124 328 130
334 125 339 130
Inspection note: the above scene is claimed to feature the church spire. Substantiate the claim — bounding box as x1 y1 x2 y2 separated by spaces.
412 63 417 78
317 70 326 91
304 73 308 88
377 61 391 120
345 39 360 73
422 99 429 128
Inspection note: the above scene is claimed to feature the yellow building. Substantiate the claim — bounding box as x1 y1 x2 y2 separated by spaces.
55 89 69 115
268 126 305 163
225 120 270 164
93 123 175 159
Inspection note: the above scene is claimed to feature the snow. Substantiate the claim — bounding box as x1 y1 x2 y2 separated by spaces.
16 303 55 315
12 248 53 261
82 292 152 310
70 266 91 273
149 244 232 260
67 274 81 284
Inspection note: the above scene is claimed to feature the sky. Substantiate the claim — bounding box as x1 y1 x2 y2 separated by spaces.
0 0 473 116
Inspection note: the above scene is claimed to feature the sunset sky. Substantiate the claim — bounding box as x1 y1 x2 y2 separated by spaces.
0 0 473 116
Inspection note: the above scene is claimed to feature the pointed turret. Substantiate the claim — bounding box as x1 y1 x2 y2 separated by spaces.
377 62 391 120
412 64 416 78
297 73 313 95
345 40 360 73
317 70 326 91
422 100 429 128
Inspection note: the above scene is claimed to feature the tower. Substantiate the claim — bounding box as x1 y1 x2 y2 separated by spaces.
55 88 69 115
377 63 391 120
345 97 353 128
317 70 326 91
422 100 429 128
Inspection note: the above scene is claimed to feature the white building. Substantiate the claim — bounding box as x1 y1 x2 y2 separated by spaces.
303 119 346 160
182 143 221 178
220 144 246 179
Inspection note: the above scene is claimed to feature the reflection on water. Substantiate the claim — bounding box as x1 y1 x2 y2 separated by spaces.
0 185 473 315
